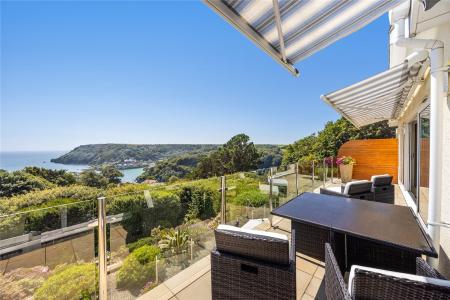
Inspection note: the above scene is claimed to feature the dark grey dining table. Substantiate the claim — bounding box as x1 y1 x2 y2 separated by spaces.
271 192 437 273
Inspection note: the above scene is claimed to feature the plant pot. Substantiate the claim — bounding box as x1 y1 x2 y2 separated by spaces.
339 164 353 183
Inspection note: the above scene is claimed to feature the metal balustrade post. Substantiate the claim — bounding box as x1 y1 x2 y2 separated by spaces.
295 163 299 195
97 197 107 300
323 158 326 188
269 168 273 211
155 256 159 284
220 176 226 224
331 157 334 183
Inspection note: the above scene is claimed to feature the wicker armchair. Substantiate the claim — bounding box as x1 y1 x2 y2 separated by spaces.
211 225 296 300
325 243 450 300
320 180 374 201
371 174 395 204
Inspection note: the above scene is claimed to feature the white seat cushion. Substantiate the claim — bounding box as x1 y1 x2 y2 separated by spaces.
217 224 288 241
348 265 450 296
325 186 343 193
343 180 369 194
370 174 389 182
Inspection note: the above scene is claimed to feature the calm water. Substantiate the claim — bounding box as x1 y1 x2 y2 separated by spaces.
0 151 143 183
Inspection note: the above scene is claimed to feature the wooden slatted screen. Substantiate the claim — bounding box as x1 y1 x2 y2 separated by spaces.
337 139 398 183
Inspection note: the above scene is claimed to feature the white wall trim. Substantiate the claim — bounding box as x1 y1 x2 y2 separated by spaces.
398 182 428 230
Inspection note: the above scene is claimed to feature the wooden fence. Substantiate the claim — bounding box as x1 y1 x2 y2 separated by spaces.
338 139 398 183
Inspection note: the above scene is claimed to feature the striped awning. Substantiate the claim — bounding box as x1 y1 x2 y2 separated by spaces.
321 61 423 128
204 0 404 76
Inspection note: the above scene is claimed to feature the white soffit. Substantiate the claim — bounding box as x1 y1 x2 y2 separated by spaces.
204 0 405 76
321 61 423 128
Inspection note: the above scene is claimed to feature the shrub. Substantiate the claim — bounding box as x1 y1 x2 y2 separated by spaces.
234 190 268 207
179 186 216 222
109 190 181 243
34 263 97 300
126 236 157 253
158 229 190 254
2 185 101 211
0 186 100 239
116 245 160 289
0 170 55 197
133 245 160 264
23 167 77 186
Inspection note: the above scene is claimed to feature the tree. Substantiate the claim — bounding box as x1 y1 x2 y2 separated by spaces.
100 165 123 185
79 169 108 188
193 134 261 178
219 134 261 173
0 170 54 197
282 118 396 165
23 167 77 186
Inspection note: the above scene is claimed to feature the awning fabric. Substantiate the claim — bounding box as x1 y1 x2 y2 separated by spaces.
321 61 423 128
204 0 404 76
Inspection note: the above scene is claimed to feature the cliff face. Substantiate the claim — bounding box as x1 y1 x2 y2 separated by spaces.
50 144 219 165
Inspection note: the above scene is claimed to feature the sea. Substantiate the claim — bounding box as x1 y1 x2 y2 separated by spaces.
0 151 144 183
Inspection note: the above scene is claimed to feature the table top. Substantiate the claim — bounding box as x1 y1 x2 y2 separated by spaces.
271 192 437 257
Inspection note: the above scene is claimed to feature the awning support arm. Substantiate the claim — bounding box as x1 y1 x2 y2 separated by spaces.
203 0 299 76
272 0 287 63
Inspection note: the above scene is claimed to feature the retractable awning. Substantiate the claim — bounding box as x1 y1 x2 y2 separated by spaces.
321 61 424 128
204 0 404 76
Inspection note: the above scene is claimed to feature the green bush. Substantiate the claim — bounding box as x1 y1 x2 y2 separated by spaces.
116 245 160 289
34 263 97 300
109 190 181 243
179 186 216 222
0 170 55 197
234 190 268 207
0 186 100 239
126 236 157 253
133 245 160 264
23 167 77 186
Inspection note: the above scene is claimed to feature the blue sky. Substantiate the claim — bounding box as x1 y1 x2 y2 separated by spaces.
1 1 391 151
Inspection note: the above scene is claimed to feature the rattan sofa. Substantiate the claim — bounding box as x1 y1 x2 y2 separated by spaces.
325 243 450 300
320 180 374 201
211 225 296 300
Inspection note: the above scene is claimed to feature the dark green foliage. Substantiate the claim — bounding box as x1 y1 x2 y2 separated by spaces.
132 245 161 264
282 118 395 165
179 186 216 221
193 134 262 178
22 167 77 186
0 170 54 197
79 169 108 188
136 154 201 183
34 263 97 300
116 245 160 289
234 190 268 207
136 141 281 182
23 198 95 233
126 236 157 253
109 191 181 243
100 165 123 184
51 144 218 165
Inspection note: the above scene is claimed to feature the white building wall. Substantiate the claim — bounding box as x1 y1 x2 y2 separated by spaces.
394 18 450 275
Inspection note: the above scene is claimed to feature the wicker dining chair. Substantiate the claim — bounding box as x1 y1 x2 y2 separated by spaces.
211 225 296 300
325 243 450 300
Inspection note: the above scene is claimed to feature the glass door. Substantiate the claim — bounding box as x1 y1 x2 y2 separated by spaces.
418 105 430 224
409 120 418 203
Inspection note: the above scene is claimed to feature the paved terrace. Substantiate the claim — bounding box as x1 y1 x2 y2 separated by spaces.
141 184 407 300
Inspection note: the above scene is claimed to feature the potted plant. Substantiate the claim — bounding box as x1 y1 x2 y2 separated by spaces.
336 156 356 183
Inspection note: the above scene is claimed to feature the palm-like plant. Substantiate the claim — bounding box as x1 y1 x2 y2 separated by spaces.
158 229 190 255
